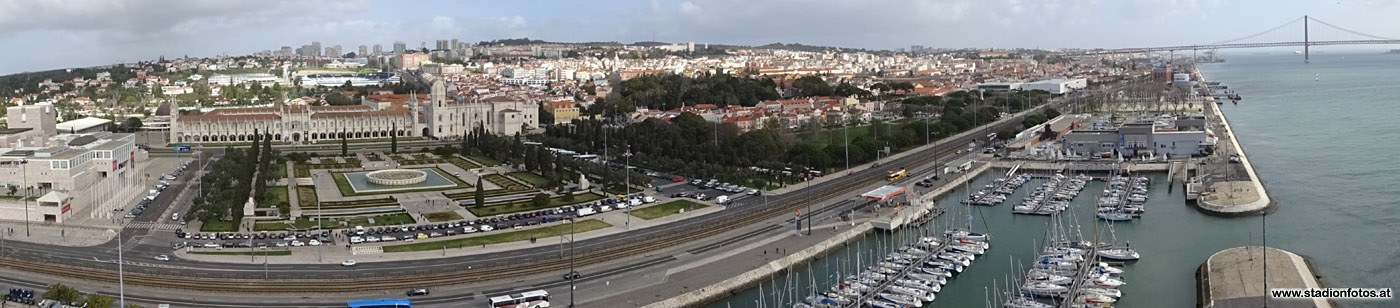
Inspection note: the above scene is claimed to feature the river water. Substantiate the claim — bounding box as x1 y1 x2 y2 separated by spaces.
710 52 1400 308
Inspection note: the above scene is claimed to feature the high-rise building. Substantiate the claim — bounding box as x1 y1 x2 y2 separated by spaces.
393 41 407 54
311 41 322 57
373 44 383 55
280 46 293 56
435 40 450 51
358 45 368 56
450 39 460 51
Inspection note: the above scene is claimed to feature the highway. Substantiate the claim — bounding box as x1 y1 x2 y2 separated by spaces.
0 85 1124 306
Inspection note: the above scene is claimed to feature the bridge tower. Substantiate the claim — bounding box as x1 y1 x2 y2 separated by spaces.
1304 15 1310 63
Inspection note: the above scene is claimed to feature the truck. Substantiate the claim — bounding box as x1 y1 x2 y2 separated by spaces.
576 207 597 217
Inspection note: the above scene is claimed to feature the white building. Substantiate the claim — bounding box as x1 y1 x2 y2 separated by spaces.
1021 78 1088 95
170 80 538 144
1 105 146 223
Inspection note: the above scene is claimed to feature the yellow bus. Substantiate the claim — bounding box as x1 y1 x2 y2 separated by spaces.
887 168 907 182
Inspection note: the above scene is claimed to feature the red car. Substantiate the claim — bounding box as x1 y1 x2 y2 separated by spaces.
670 176 684 182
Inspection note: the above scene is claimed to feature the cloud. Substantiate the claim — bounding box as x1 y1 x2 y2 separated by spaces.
0 0 366 42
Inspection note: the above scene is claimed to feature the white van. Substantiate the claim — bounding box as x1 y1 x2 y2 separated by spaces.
576 207 597 217
642 196 656 203
349 236 364 244
715 195 730 205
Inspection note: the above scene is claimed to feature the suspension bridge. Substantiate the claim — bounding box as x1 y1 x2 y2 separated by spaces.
1066 15 1400 62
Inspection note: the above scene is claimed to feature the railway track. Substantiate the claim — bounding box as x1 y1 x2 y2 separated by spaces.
0 101 1067 293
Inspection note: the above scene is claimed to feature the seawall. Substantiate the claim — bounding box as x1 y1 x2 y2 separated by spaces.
1194 70 1273 215
643 222 875 308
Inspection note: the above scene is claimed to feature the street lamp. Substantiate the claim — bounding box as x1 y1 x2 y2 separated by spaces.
105 229 125 307
623 145 631 230
17 159 30 237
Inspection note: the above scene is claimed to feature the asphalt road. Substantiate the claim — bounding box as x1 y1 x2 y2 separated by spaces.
0 87 1116 306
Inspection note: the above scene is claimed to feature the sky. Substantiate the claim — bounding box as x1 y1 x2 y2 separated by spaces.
2 0 1400 75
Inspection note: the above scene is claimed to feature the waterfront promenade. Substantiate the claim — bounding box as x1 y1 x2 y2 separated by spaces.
1199 246 1332 308
1194 74 1272 215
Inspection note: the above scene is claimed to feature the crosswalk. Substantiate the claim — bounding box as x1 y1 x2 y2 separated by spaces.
125 222 184 231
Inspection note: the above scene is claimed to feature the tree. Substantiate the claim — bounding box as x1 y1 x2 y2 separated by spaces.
122 117 143 132
6 185 15 197
532 193 550 208
792 76 834 97
324 92 353 105
43 283 81 303
996 130 1017 141
341 80 354 90
474 178 485 207
83 293 115 308
390 128 398 154
340 132 348 156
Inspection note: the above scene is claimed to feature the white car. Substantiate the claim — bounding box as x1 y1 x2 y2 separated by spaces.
153 254 170 261
308 239 322 246
642 196 656 203
462 226 478 233
275 241 289 247
291 240 305 247
349 236 364 244
341 260 357 267
480 225 495 232
366 236 380 243
380 235 396 242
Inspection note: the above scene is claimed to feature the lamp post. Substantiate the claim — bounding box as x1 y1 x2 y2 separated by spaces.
18 159 30 237
623 145 631 230
568 214 576 308
105 229 125 307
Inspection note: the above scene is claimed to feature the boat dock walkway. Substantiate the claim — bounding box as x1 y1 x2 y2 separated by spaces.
1056 245 1102 308
1197 246 1332 308
988 160 1179 173
1012 175 1077 215
1194 93 1272 216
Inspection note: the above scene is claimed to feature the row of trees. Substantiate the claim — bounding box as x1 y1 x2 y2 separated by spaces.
44 282 142 308
249 129 278 212
534 90 1060 187
461 126 648 191
610 73 781 112
189 144 258 224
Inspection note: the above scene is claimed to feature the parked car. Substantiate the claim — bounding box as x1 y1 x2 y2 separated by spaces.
406 288 430 296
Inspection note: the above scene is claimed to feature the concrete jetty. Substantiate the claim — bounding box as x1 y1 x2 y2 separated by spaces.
1195 93 1272 216
1198 246 1332 308
871 162 991 230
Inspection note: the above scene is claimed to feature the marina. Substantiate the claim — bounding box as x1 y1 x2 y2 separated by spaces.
1011 174 1089 216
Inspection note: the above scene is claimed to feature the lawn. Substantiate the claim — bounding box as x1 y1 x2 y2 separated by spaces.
466 155 503 167
797 125 872 148
508 171 550 188
382 219 612 253
483 174 530 191
199 219 238 232
447 156 482 170
318 197 398 209
296 186 318 209
253 217 337 231
263 186 290 214
467 192 606 217
424 211 463 222
189 250 292 256
331 167 468 196
629 200 708 220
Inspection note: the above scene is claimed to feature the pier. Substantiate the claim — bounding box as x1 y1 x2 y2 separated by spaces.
872 162 991 231
1197 246 1332 308
988 160 1179 173
1194 87 1272 215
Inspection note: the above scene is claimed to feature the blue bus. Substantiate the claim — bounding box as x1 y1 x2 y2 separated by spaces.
172 145 191 152
347 298 412 308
